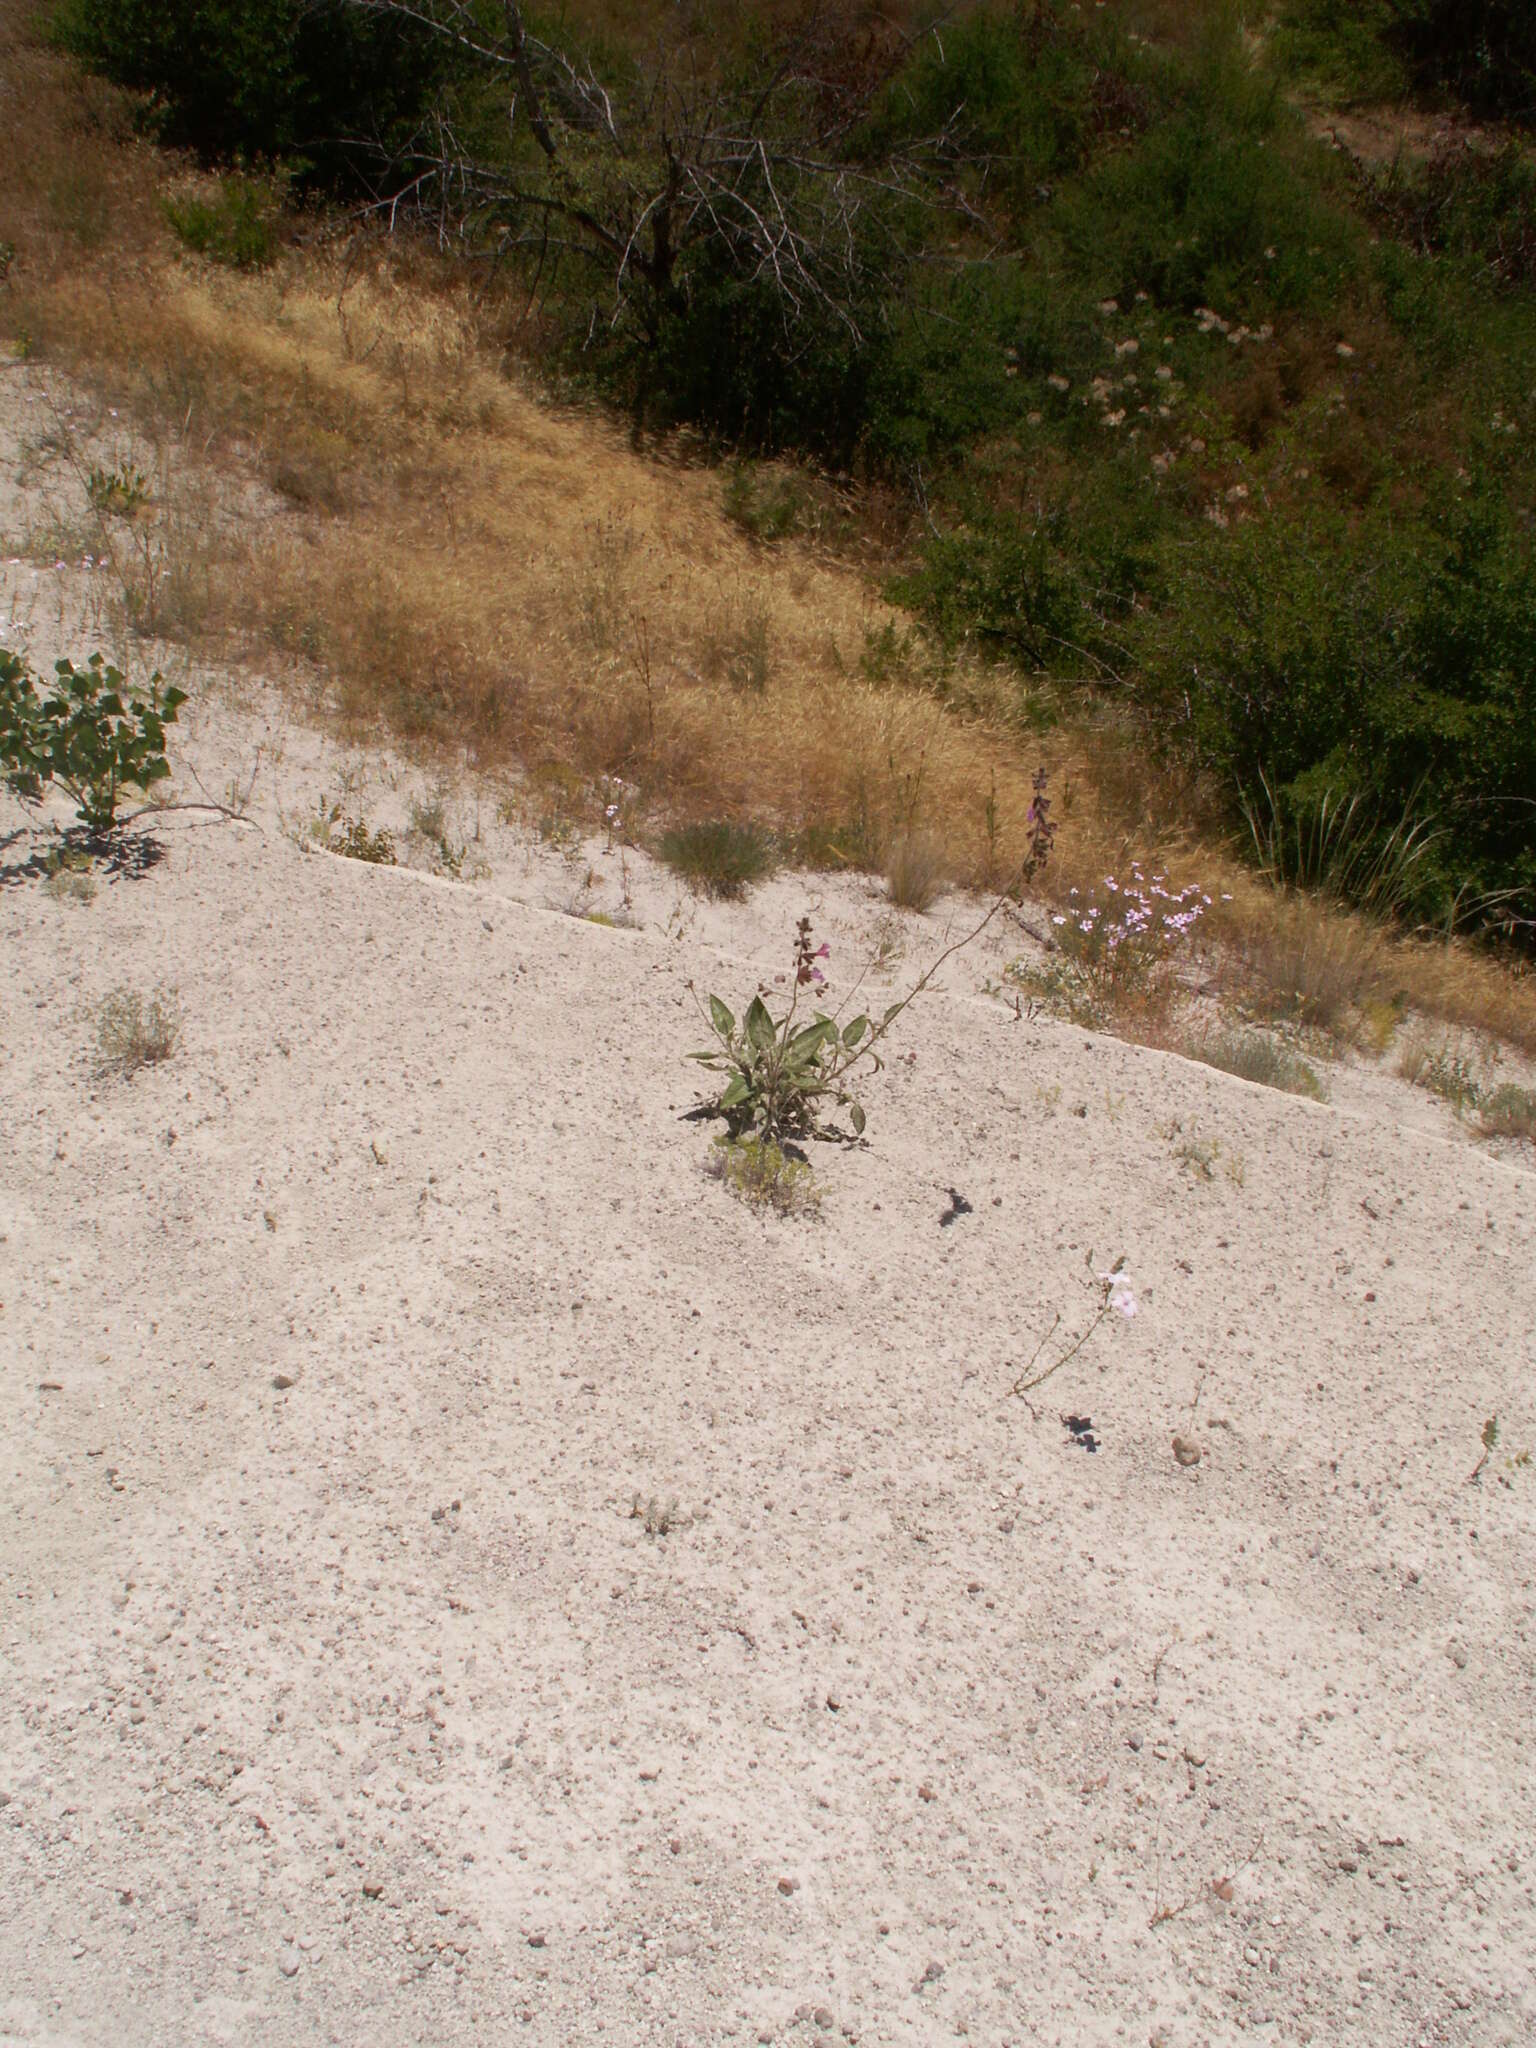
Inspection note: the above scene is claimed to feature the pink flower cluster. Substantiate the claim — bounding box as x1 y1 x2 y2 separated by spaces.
1058 860 1211 959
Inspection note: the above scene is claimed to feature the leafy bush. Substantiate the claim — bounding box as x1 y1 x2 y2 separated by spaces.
1 647 185 836
51 0 443 181
1276 2 1536 123
658 819 777 900
1145 493 1536 930
163 175 278 269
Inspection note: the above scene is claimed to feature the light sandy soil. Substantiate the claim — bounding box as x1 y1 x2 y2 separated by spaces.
3 364 1535 2048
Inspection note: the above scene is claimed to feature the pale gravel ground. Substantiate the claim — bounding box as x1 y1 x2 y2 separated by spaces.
3 366 1535 2048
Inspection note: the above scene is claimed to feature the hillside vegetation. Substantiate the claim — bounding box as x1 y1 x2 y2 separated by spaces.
3 0 1534 1048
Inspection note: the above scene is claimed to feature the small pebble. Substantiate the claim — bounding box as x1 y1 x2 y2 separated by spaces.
278 1945 300 1978
1172 1435 1202 1468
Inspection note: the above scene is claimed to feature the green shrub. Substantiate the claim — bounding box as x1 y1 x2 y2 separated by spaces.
723 465 805 544
1144 492 1536 930
1190 1030 1327 1100
51 0 443 182
658 819 777 900
163 175 278 269
1276 1 1536 124
1 647 185 837
1059 99 1360 321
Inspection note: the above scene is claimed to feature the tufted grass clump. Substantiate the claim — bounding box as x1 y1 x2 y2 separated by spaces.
706 1135 821 1217
884 829 947 912
1478 1083 1536 1144
658 818 776 900
96 986 180 1078
1189 1030 1327 1101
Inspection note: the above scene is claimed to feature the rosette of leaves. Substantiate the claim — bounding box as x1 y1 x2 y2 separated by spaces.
1 649 186 838
689 988 889 1142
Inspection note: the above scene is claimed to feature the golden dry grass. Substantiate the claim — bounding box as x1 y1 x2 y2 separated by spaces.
2 0 1533 1056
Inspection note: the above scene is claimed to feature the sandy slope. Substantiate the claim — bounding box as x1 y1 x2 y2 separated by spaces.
3 391 1536 2048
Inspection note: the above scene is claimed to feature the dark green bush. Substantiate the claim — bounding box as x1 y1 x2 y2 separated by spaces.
163 174 279 268
1144 491 1536 928
1059 101 1360 320
1384 1 1536 123
51 0 442 181
1276 1 1536 123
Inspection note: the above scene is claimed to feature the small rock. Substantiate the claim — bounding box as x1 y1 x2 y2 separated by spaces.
1245 1945 1261 1966
814 2009 834 2029
278 1945 300 1978
917 1961 945 1989
272 1372 297 1391
917 1783 935 1802
825 1694 840 1713
777 1876 799 1896
1449 1643 1468 1670
1127 1733 1143 1751
362 1882 384 1900
1172 1435 1202 1468
527 1929 547 1949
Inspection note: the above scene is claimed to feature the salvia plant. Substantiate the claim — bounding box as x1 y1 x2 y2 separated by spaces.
689 770 1056 1141
0 647 186 838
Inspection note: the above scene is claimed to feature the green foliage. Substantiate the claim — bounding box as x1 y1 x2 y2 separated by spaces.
859 2 1153 216
1365 143 1536 291
1147 492 1536 931
689 933 885 1142
657 819 777 899
329 811 397 865
163 175 278 269
1240 770 1442 922
50 0 443 181
1 647 185 836
1276 1 1536 123
1059 99 1360 322
706 1134 821 1216
86 460 148 516
1190 1030 1327 1100
723 464 806 544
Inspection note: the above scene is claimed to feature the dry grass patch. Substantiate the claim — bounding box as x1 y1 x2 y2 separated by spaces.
884 829 947 912
95 986 180 1079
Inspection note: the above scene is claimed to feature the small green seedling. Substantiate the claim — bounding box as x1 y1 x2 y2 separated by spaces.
86 463 149 518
